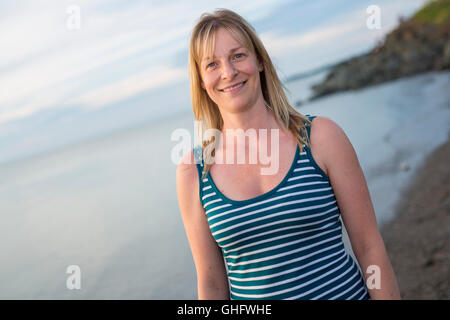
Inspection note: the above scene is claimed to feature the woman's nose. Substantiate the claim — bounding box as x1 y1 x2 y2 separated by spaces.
221 61 237 79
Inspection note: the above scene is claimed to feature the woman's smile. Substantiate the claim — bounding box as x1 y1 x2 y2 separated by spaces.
219 80 247 94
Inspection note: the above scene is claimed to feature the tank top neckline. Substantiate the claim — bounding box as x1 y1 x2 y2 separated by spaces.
205 142 301 206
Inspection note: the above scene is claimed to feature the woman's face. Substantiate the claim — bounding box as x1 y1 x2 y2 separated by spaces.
199 27 263 113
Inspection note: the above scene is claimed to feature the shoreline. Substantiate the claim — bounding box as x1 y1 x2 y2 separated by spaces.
380 137 450 299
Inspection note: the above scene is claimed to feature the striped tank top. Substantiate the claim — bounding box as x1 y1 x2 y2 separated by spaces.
194 115 370 300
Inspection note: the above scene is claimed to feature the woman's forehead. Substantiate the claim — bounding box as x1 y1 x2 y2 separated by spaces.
200 27 250 61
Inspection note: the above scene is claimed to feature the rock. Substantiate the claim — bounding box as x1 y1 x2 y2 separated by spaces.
438 40 450 68
310 18 450 100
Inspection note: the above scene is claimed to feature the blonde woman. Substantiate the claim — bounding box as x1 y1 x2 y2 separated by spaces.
176 9 400 300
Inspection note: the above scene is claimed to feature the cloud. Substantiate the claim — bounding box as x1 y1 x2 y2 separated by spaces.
0 23 191 122
73 66 188 109
0 0 288 126
260 21 363 57
0 3 195 123
258 0 429 74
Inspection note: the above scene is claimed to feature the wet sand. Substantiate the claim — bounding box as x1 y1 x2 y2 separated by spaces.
380 137 450 299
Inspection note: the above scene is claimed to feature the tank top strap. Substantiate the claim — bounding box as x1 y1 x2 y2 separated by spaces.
303 114 316 143
193 145 203 166
193 145 205 198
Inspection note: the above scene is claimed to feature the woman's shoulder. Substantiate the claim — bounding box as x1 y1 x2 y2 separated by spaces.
176 150 200 190
309 116 345 139
308 116 354 176
176 149 204 217
177 149 197 182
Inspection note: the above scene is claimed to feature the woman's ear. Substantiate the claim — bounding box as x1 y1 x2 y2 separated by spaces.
201 81 205 89
258 61 264 72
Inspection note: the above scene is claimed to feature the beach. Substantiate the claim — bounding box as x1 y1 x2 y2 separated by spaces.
380 137 450 300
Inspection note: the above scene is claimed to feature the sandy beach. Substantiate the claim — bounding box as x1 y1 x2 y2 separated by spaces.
380 137 450 300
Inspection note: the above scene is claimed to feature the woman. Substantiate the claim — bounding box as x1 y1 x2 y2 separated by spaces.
176 9 400 300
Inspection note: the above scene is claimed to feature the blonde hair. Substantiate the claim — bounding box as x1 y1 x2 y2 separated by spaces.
188 9 310 178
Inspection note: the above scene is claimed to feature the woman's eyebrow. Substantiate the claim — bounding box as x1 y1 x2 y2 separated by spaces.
229 46 244 53
202 46 245 61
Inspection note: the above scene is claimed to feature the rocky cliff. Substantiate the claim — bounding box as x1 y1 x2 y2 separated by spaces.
310 1 450 100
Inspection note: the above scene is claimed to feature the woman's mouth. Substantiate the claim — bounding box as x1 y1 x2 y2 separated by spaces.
219 80 247 93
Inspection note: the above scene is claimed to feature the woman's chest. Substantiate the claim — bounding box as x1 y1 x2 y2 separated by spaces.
208 142 298 201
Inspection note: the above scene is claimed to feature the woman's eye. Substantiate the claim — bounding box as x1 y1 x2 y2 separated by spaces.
206 62 216 69
234 53 244 59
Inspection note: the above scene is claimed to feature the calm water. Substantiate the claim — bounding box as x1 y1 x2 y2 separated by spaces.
0 71 449 299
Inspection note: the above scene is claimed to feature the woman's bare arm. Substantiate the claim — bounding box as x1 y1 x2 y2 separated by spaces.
176 150 230 299
309 116 401 300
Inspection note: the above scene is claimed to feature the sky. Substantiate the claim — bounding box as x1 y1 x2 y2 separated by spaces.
0 0 428 165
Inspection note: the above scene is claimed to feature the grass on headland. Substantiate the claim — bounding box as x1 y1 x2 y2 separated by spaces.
412 0 450 25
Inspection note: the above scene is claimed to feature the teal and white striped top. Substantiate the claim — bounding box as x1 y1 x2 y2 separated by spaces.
194 115 370 300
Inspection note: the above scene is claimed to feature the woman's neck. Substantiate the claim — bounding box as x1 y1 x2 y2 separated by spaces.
221 100 279 134
217 99 290 155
